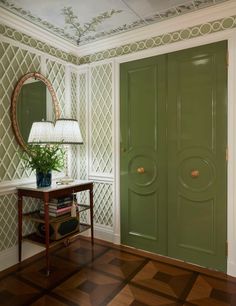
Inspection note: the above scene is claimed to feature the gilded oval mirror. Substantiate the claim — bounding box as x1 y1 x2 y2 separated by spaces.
11 72 60 151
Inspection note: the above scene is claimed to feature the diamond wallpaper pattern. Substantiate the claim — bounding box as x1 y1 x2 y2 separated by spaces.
0 41 40 181
93 182 113 227
70 71 78 180
0 194 40 251
78 73 88 182
0 40 70 252
90 63 113 175
77 73 89 223
87 63 114 227
46 59 66 117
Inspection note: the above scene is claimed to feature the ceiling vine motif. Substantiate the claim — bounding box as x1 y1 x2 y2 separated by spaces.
0 0 230 46
61 7 122 45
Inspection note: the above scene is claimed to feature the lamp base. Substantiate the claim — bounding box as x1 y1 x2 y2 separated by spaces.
57 175 74 185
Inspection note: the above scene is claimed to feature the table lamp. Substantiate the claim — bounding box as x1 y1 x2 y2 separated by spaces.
28 120 55 144
54 118 83 184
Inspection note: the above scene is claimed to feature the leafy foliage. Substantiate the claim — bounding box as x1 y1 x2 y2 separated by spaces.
61 6 122 44
21 144 65 174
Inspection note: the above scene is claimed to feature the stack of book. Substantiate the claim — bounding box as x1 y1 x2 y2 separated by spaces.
40 195 77 217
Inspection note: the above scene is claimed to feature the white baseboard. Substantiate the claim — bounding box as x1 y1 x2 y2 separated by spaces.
113 233 121 245
0 242 44 272
94 225 114 243
81 225 115 243
227 261 236 277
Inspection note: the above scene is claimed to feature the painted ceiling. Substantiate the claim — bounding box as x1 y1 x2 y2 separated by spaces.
0 0 229 46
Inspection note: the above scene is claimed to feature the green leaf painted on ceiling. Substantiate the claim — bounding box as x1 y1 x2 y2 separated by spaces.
61 6 122 45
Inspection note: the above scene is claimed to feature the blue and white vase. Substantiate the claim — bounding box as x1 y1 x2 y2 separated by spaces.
36 170 52 188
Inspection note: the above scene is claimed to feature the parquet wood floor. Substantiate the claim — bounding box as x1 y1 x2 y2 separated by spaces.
0 237 235 306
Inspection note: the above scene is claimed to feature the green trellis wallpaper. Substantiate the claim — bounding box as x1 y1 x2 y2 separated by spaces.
0 41 40 181
0 36 68 252
0 24 78 64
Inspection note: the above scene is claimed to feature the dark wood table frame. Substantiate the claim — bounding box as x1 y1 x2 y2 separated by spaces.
17 180 94 276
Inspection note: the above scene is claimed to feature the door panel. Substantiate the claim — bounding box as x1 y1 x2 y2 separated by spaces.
168 42 227 271
128 190 158 240
177 196 215 254
120 41 227 272
120 56 167 254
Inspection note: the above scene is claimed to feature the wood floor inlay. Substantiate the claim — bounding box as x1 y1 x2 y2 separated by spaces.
186 274 236 305
107 284 182 306
0 275 41 305
0 237 235 305
131 261 196 299
30 295 69 306
89 249 147 280
53 268 123 305
16 254 79 290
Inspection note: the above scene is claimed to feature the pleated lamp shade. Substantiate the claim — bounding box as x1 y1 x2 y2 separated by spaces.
54 119 83 144
28 121 55 144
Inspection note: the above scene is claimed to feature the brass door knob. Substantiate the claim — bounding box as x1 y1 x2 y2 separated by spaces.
137 167 145 174
191 170 200 178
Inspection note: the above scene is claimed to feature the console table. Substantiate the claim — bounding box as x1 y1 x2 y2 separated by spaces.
17 180 93 276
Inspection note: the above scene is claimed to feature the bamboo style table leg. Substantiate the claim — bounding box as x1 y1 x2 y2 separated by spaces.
18 192 22 262
89 185 94 245
44 194 50 276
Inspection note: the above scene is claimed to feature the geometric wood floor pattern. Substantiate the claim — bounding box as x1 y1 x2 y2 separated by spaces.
0 237 236 305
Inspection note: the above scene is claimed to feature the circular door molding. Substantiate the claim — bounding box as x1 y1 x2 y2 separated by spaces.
127 148 158 194
178 156 215 192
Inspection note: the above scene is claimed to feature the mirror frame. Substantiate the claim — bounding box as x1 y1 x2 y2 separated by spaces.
11 72 60 151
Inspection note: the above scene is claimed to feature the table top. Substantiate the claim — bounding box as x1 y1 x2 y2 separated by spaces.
17 180 93 193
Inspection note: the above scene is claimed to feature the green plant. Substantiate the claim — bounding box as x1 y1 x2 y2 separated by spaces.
21 144 65 174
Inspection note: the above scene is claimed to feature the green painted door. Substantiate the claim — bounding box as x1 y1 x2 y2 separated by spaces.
120 41 227 271
120 55 167 255
167 42 227 271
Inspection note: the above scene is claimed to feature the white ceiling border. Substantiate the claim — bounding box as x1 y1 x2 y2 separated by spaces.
0 6 78 55
1 1 236 59
77 0 236 56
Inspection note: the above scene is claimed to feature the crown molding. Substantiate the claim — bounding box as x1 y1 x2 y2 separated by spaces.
77 0 236 56
0 7 78 55
1 1 236 59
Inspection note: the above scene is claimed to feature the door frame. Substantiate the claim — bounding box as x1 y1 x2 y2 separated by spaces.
114 28 236 277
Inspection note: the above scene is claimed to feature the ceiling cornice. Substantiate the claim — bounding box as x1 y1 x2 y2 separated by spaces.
76 0 236 56
0 7 78 55
0 1 236 59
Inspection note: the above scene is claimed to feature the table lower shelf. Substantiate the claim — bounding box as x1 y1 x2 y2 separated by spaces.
22 223 91 247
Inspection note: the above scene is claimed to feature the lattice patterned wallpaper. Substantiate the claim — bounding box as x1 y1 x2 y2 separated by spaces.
90 63 113 176
71 71 77 119
78 73 88 182
93 182 113 227
76 181 113 227
46 59 66 117
0 37 69 252
70 71 78 180
0 194 18 251
0 41 41 181
77 73 88 223
78 62 114 228
0 194 40 251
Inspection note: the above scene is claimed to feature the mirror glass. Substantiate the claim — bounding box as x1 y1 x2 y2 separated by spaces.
11 72 60 151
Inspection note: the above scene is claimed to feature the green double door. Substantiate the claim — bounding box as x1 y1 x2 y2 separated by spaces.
120 41 227 271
